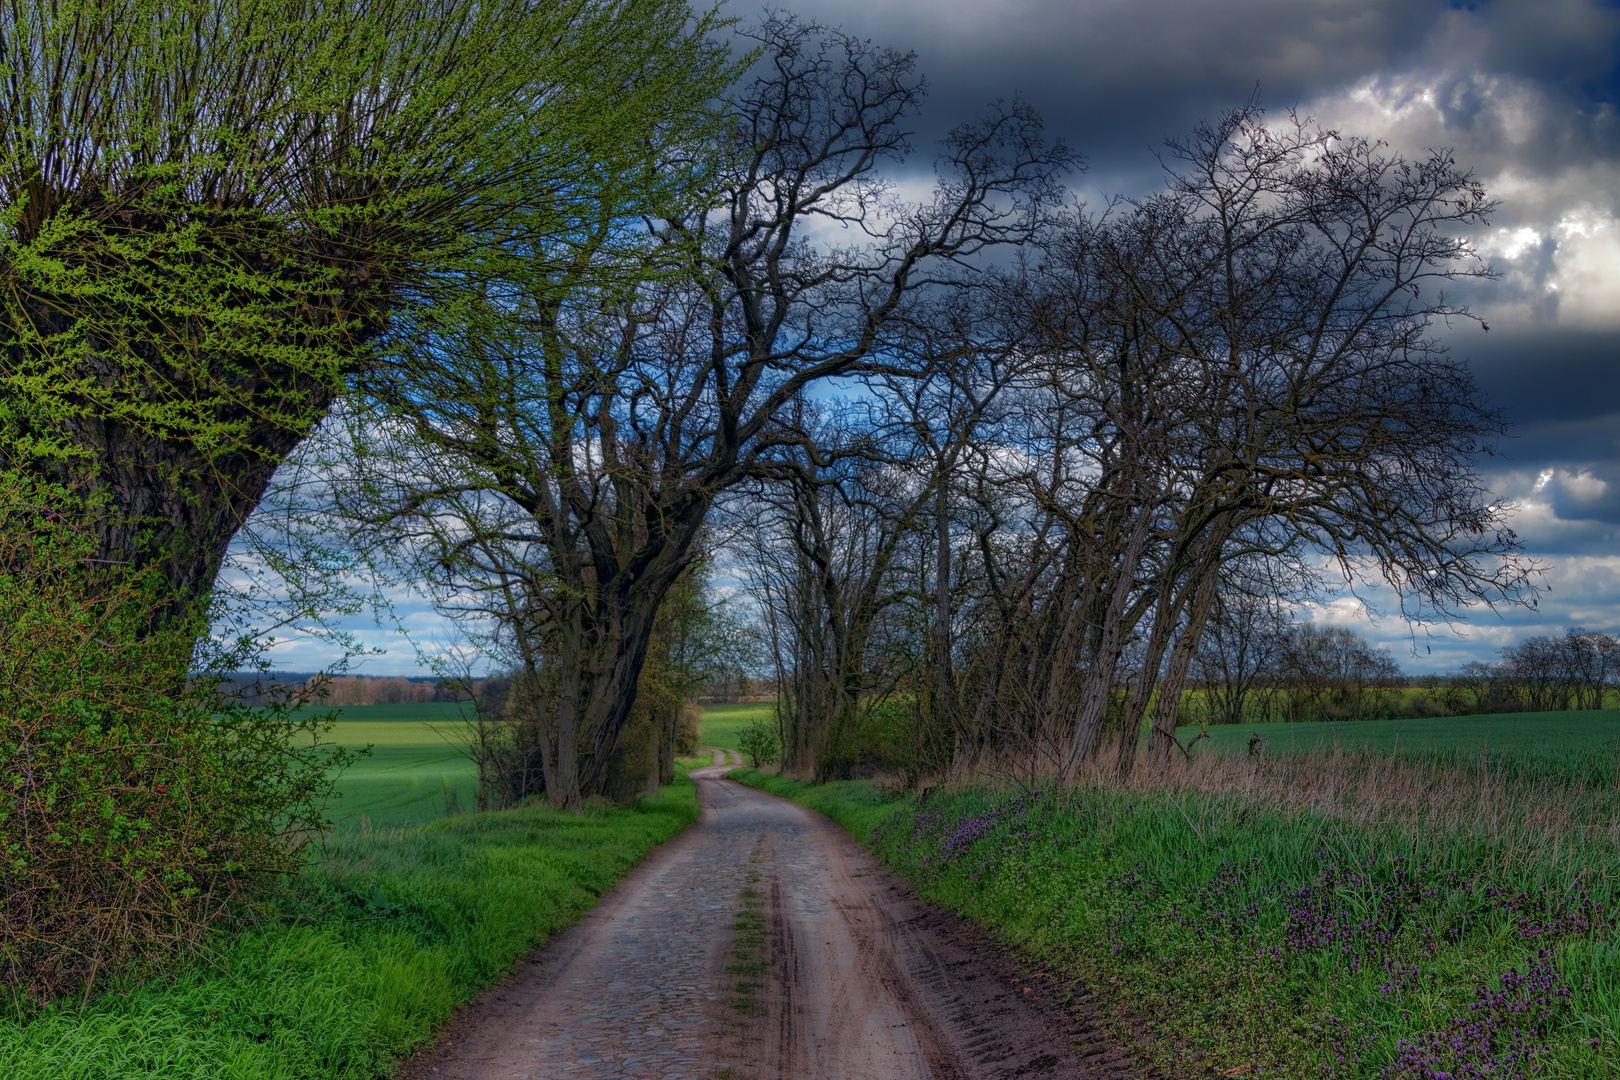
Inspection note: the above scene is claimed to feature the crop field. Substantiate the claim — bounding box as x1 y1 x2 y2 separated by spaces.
1180 708 1620 784
698 701 773 751
316 702 479 829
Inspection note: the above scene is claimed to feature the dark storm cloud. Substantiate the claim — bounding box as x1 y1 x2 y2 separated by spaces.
1464 329 1620 428
731 1 1620 183
1452 329 1620 530
722 0 1620 662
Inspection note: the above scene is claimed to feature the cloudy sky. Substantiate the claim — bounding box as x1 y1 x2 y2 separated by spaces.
731 0 1620 671
263 0 1620 675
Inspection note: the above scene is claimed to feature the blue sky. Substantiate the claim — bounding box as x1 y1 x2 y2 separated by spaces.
247 0 1620 675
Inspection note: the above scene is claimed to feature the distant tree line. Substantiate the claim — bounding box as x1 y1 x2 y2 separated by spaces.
217 673 464 707
1442 630 1620 715
1189 616 1405 725
1188 613 1620 726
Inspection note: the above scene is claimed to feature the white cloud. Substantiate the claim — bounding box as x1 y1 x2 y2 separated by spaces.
1288 67 1620 330
1478 226 1543 263
1541 206 1620 327
1559 469 1608 502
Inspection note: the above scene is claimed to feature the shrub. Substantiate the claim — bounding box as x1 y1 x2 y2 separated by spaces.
0 485 346 1001
0 777 701 1077
738 716 781 767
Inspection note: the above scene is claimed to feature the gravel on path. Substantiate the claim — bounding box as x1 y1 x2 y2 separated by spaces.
399 767 1152 1080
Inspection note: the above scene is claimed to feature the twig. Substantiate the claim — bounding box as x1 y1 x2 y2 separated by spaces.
1174 797 1205 843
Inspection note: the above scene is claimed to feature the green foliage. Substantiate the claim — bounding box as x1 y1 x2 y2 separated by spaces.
0 0 730 460
733 769 1620 1077
0 0 736 623
0 477 348 1000
0 776 698 1078
821 695 925 779
737 716 780 768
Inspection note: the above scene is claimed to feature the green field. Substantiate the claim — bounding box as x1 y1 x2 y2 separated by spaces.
316 702 479 829
697 700 773 751
318 701 777 829
1180 708 1620 784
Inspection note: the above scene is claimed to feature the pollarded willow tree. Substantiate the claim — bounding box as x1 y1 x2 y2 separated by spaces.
335 17 1076 808
0 0 730 624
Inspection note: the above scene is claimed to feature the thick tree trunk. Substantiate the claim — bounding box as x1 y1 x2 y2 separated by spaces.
1066 511 1154 773
1147 564 1223 767
552 627 586 811
18 390 337 626
658 706 677 786
5 217 380 626
1115 587 1178 776
542 512 706 807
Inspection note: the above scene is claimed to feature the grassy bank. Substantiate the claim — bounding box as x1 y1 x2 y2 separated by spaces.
734 758 1620 1078
1 777 698 1080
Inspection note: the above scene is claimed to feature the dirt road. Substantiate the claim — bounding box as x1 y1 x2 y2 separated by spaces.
402 757 1144 1080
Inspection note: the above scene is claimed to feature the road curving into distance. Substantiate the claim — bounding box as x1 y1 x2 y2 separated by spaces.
400 753 1150 1080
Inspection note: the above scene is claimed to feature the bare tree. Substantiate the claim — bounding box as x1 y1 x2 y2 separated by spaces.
340 18 1073 807
1192 586 1292 726
1018 103 1536 769
728 406 932 780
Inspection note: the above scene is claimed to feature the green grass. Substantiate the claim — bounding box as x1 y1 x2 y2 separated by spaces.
0 775 699 1079
1181 709 1620 786
323 697 775 830
698 702 773 752
322 703 473 724
318 705 479 831
732 767 1620 1078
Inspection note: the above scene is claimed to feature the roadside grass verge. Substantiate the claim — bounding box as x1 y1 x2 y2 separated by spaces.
0 776 699 1080
733 754 1620 1078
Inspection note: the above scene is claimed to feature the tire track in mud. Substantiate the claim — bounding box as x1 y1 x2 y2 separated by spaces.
401 766 1158 1080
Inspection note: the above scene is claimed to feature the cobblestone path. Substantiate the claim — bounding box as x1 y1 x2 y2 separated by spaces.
402 752 1140 1080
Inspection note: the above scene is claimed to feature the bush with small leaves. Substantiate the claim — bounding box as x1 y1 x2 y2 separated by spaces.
738 717 781 768
0 479 348 1001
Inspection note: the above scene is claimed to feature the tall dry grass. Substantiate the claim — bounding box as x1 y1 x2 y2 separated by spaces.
939 738 1620 873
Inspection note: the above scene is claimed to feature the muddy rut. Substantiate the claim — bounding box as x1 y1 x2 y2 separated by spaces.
401 754 1151 1080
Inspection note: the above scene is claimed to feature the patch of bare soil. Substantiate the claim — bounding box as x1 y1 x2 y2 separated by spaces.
720 781 1170 1080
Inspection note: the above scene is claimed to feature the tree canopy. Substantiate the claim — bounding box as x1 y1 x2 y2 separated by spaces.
0 0 731 612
